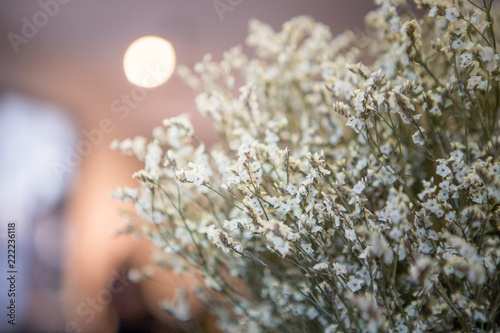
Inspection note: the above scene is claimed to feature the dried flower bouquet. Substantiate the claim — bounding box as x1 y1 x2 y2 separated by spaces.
112 1 500 331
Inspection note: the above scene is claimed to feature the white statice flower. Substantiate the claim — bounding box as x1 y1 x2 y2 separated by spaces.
345 228 356 241
370 233 394 264
479 45 495 62
164 149 177 167
203 225 243 256
445 211 456 222
467 75 486 90
133 169 156 183
424 198 439 213
224 219 240 231
226 169 241 185
336 172 346 185
450 149 464 163
418 242 433 254
163 114 194 137
439 180 450 191
312 262 329 271
396 323 409 333
301 242 313 254
429 105 442 116
436 164 451 177
412 128 426 145
445 7 460 22
460 52 473 67
489 163 500 176
428 6 439 17
345 116 364 133
144 142 163 174
175 168 187 182
389 227 403 241
176 163 210 187
195 92 223 122
111 136 143 158
239 141 251 155
307 152 331 178
452 38 464 49
263 220 299 257
400 19 422 44
332 263 347 276
353 181 365 194
324 324 339 333
380 142 392 155
435 208 445 218
409 256 436 284
347 276 363 292
481 50 497 70
306 307 319 320
356 159 368 170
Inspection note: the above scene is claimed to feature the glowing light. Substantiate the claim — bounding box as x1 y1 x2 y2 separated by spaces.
123 36 176 88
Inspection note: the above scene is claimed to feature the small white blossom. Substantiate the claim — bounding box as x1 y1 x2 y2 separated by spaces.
412 129 425 145
460 52 473 67
380 142 392 155
353 181 365 194
436 164 451 177
347 276 363 292
306 307 319 320
312 262 329 271
445 7 460 22
425 198 439 213
452 38 464 49
239 142 251 155
345 228 356 241
333 263 347 275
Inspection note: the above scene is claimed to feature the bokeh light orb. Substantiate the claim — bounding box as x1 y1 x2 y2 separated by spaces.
123 36 176 88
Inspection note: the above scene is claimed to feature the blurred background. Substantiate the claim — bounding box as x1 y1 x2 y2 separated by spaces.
0 1 374 332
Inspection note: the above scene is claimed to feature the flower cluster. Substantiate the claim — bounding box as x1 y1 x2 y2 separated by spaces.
112 1 500 332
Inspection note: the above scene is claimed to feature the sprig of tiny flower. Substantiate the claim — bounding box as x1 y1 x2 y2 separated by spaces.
111 1 500 332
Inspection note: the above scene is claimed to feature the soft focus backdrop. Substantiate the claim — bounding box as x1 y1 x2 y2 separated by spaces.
0 1 375 332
